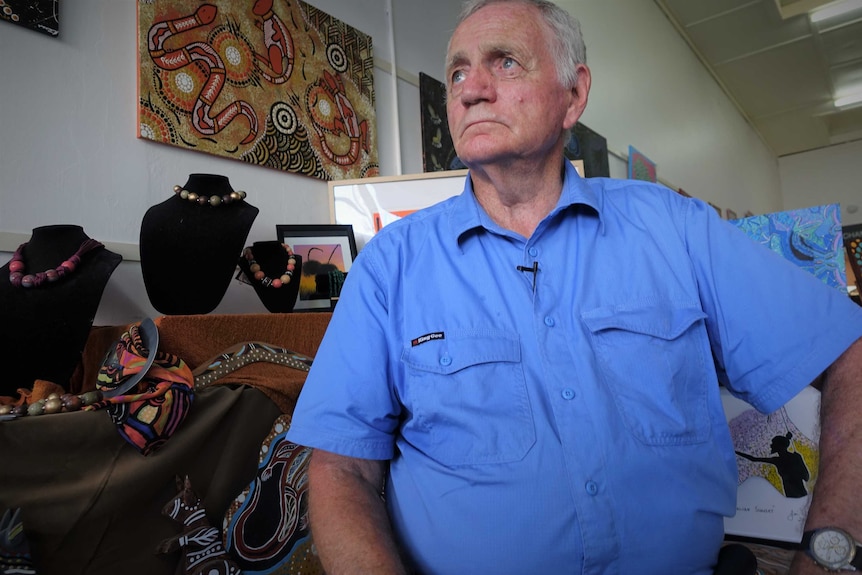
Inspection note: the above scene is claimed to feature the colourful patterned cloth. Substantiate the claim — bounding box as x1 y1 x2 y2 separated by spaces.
223 414 324 575
90 321 194 456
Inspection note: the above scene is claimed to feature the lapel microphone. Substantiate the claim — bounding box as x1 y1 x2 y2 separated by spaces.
517 261 539 292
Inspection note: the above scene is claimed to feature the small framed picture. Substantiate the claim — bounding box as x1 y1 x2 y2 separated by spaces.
276 224 358 311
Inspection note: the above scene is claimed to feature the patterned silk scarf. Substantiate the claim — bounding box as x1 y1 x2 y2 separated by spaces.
91 321 194 455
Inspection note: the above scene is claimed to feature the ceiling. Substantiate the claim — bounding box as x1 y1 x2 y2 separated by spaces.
655 0 862 157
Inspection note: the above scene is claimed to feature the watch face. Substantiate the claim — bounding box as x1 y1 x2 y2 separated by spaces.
811 528 855 570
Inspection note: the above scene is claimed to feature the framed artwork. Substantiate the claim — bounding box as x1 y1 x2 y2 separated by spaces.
731 203 847 292
843 223 862 301
565 122 609 177
0 0 59 37
329 161 584 251
276 224 357 311
726 209 738 220
627 145 656 182
722 386 820 546
419 72 464 172
676 188 691 198
138 0 378 181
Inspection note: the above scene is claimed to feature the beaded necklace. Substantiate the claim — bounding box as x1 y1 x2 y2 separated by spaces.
174 184 247 207
243 244 296 288
0 390 103 420
8 238 104 288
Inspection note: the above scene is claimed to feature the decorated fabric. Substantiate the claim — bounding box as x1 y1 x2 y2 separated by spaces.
192 341 312 390
0 508 35 575
157 476 241 575
730 203 847 292
223 415 323 574
90 322 195 456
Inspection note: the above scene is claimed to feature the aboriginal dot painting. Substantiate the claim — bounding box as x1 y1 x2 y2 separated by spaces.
730 203 847 292
137 0 378 181
0 0 58 37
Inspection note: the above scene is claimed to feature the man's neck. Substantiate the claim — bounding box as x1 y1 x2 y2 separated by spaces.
469 157 565 238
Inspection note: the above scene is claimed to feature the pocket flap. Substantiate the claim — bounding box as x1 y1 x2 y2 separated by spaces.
401 330 520 375
582 303 706 340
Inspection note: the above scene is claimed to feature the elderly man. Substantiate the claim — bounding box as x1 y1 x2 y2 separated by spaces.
287 1 862 573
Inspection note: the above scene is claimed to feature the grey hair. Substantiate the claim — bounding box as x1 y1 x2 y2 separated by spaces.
450 0 586 88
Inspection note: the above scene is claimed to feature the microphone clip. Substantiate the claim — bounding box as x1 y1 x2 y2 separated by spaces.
516 261 539 292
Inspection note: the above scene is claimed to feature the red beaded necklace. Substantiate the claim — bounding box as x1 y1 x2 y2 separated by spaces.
242 244 296 288
8 238 104 288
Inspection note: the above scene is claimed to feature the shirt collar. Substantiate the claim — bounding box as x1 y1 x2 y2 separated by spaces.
448 160 603 245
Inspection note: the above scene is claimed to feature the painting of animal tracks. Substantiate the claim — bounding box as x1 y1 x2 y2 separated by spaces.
138 0 378 181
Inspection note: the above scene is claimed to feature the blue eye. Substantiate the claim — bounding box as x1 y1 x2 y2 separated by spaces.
451 69 466 83
502 57 515 69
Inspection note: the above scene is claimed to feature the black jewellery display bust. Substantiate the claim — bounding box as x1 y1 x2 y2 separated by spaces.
139 174 259 315
0 225 122 395
237 241 303 313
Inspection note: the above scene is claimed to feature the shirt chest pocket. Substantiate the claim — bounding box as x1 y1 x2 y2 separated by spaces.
581 304 711 446
400 331 535 466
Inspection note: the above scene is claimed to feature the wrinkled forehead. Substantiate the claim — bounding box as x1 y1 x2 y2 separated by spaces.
445 3 549 68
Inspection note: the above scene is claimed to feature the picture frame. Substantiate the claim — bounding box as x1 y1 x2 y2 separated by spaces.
275 224 358 312
328 160 584 252
627 145 657 182
721 385 821 547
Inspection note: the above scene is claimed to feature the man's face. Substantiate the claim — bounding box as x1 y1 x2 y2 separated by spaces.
445 2 575 169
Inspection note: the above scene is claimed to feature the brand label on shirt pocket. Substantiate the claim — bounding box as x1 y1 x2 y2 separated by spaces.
582 303 711 446
400 330 535 466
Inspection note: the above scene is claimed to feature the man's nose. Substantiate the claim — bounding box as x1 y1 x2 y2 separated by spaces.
459 66 496 105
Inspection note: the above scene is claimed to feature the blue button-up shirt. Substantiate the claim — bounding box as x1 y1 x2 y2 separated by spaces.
288 161 862 574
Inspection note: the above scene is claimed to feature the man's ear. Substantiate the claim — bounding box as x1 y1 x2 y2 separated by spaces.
563 63 591 130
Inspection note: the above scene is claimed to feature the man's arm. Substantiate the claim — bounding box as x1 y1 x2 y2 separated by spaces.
308 449 408 575
791 336 862 574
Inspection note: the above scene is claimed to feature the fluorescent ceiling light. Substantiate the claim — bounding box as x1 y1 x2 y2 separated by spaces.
834 92 862 108
810 0 862 22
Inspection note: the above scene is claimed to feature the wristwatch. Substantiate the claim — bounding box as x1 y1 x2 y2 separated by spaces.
801 527 862 571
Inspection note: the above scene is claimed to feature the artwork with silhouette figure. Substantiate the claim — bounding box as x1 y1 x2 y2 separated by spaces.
721 386 821 544
0 225 122 395
140 174 258 315
735 432 810 498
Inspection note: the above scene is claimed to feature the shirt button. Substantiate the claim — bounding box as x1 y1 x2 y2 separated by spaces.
544 316 555 327
561 388 575 400
528 247 539 257
440 356 452 366
585 481 599 496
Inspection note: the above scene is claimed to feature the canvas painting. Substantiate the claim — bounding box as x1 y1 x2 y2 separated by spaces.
730 203 847 292
722 386 820 544
564 122 609 178
0 0 59 36
138 0 378 181
843 223 862 296
627 145 656 182
419 72 464 173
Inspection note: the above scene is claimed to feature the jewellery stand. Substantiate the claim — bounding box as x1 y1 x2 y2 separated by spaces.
140 174 258 315
237 241 303 313
0 225 122 395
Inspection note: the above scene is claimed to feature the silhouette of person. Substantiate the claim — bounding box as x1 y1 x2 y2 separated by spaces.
736 432 810 498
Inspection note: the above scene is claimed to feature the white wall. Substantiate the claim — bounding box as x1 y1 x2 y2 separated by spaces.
778 140 862 228
1 0 814 325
